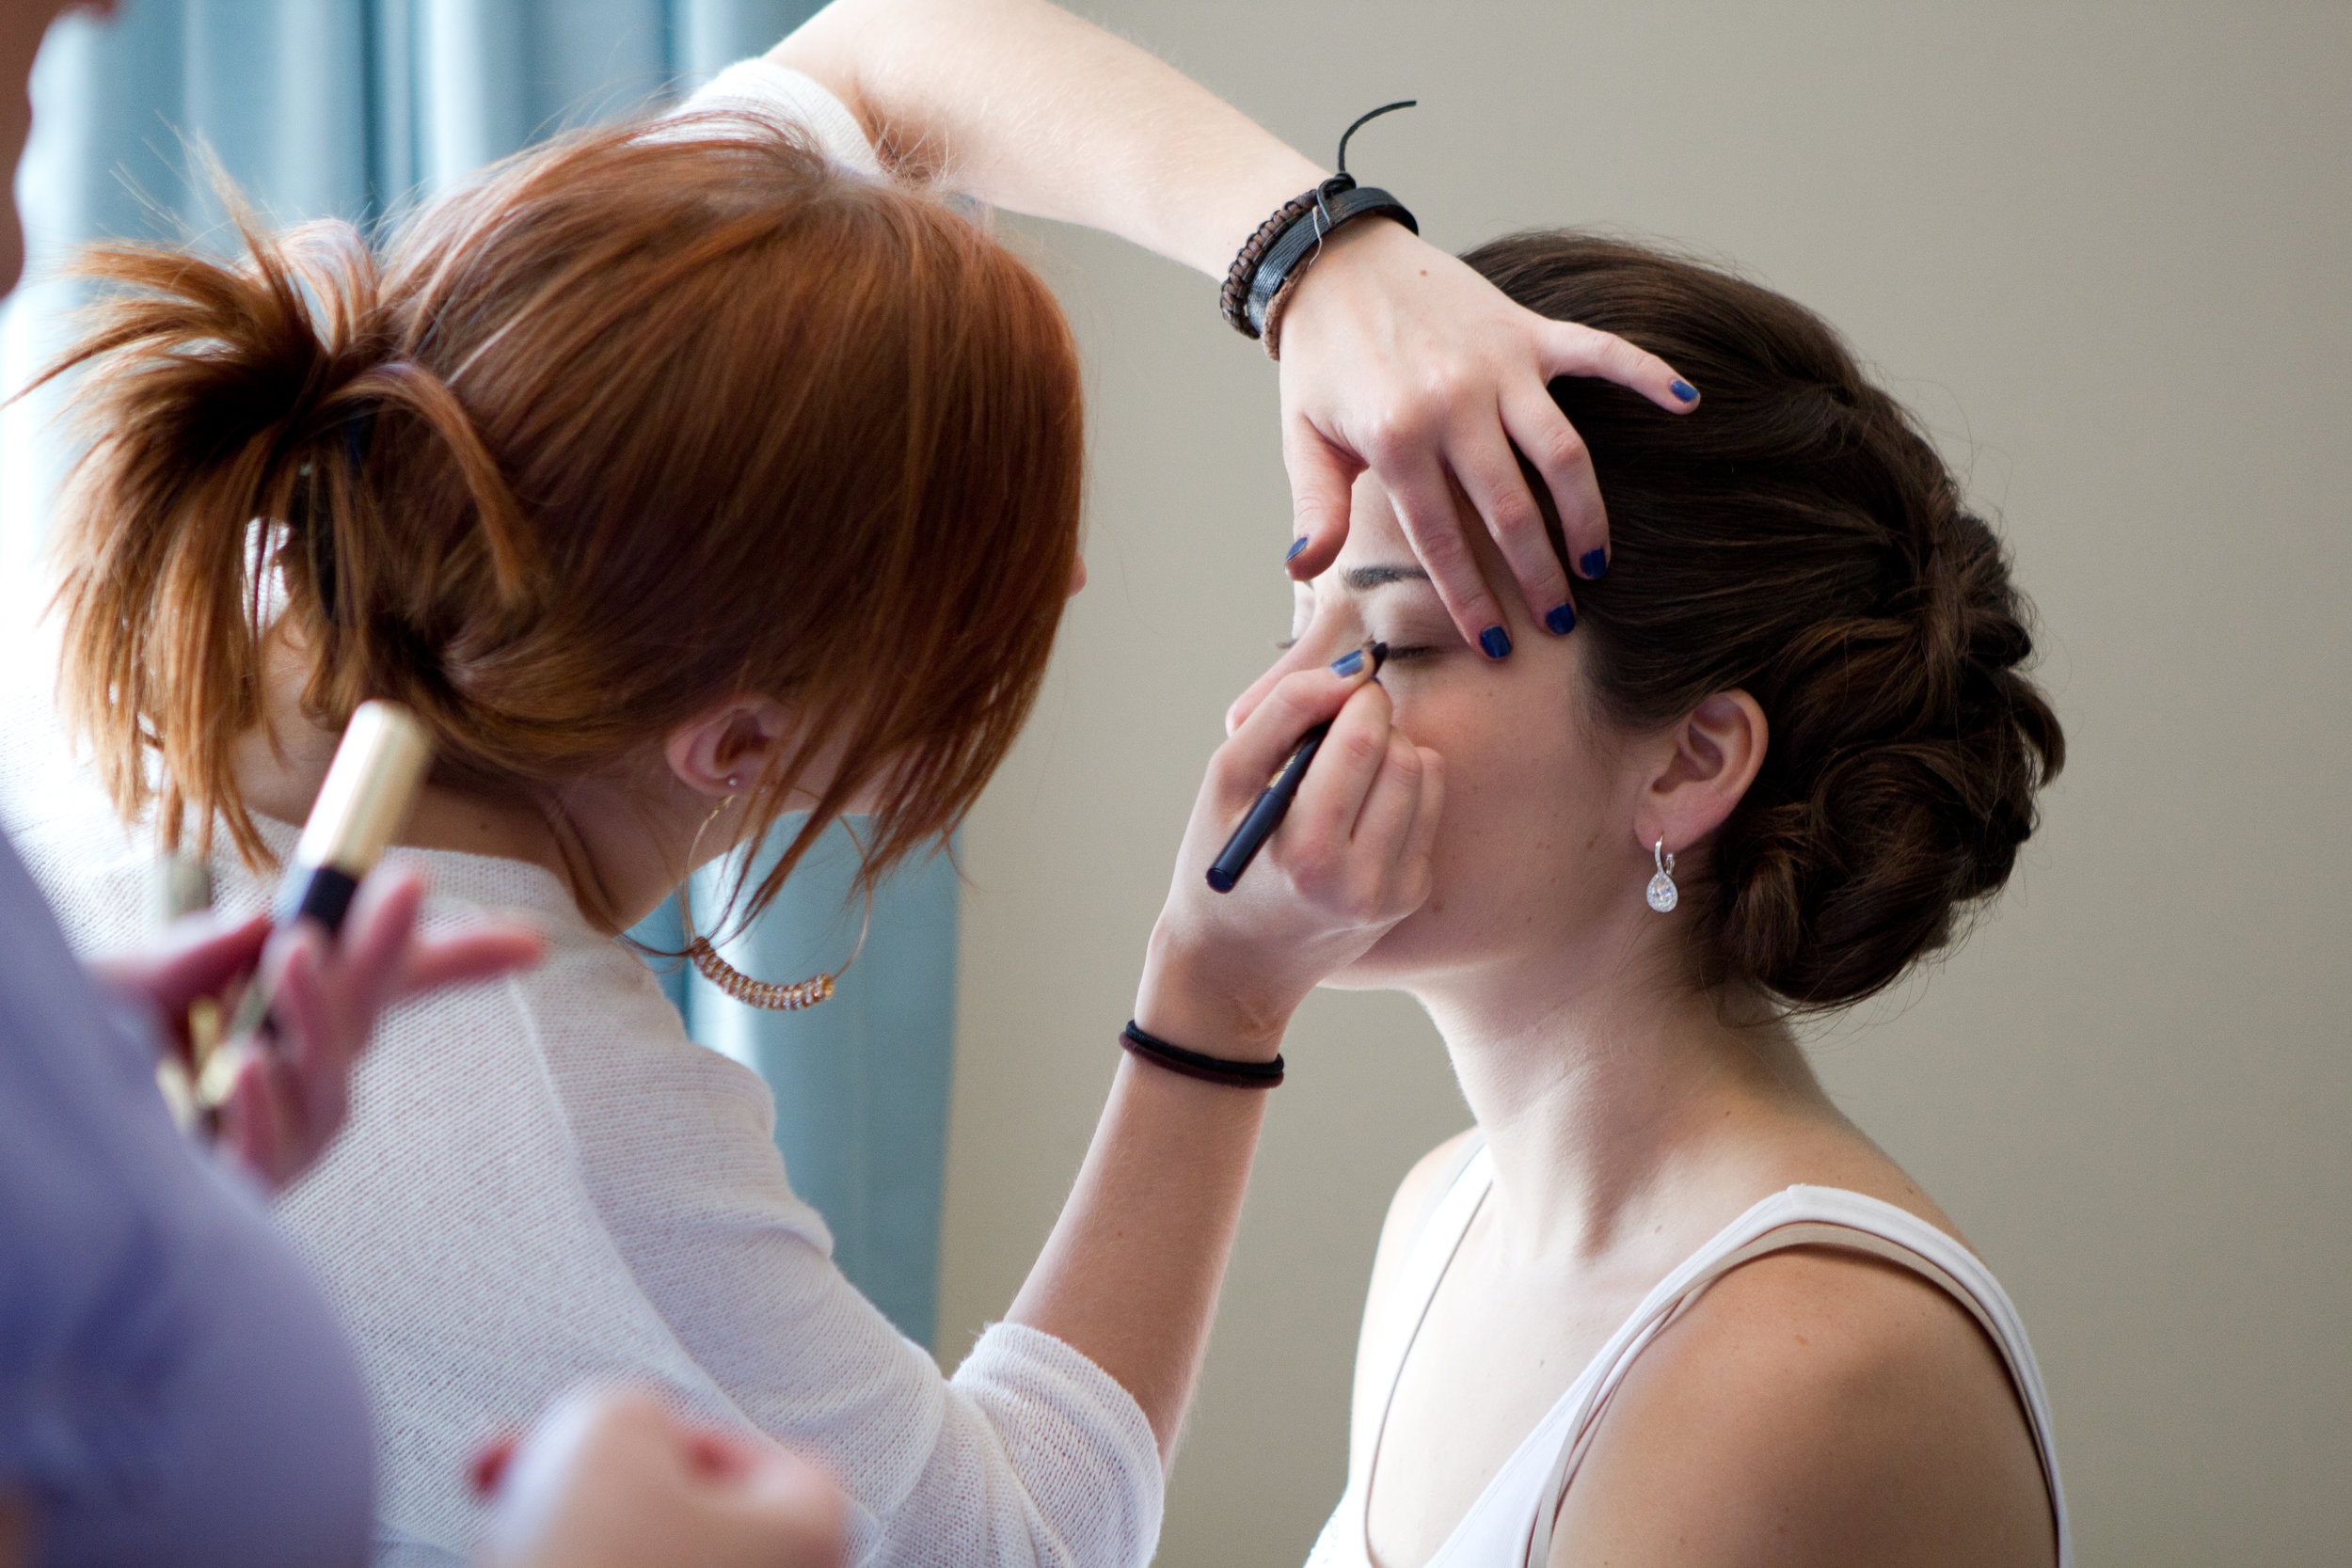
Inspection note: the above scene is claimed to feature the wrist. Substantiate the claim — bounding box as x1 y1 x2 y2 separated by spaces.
1274 214 1417 341
1198 154 1328 278
1134 924 1294 1065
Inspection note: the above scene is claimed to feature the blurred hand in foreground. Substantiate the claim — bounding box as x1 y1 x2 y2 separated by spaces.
90 863 545 1191
476 1389 847 1568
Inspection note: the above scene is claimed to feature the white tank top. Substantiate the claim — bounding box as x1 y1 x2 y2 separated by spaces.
1303 1144 2072 1568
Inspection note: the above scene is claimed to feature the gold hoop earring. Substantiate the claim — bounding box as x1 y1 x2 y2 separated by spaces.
676 799 872 1011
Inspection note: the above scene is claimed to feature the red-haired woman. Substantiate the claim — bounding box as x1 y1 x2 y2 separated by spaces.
0 3 1692 1565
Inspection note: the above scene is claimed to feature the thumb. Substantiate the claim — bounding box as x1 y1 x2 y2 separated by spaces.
1282 418 1363 580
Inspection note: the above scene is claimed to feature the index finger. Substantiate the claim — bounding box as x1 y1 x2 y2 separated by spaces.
1287 679 1399 847
395 923 547 1000
1378 451 1516 659
1539 319 1699 416
310 863 427 1014
1529 322 1701 589
1210 648 1383 815
88 910 271 1013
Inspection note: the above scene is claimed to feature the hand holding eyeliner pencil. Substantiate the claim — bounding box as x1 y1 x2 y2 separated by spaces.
1206 641 1389 894
195 700 434 1111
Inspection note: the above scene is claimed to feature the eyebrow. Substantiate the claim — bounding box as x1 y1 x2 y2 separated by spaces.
1341 563 1433 592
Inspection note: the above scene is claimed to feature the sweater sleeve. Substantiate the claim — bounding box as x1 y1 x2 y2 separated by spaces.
672 57 885 177
534 958 1162 1568
270 904 1159 1568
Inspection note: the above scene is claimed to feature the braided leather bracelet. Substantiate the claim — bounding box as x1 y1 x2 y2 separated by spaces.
1219 189 1321 339
1120 1020 1285 1089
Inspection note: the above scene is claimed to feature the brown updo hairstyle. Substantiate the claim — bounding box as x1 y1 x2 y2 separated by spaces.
33 108 1083 932
1466 233 2063 1008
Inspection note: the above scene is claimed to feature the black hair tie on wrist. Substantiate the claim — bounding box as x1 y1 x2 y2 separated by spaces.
1120 1020 1285 1089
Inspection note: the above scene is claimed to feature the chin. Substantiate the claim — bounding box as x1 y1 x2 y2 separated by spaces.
1320 906 1460 993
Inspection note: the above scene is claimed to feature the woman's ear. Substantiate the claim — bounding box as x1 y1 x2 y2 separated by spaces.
1633 690 1768 857
663 697 797 799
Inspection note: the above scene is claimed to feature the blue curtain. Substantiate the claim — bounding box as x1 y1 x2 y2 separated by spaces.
6 0 957 1348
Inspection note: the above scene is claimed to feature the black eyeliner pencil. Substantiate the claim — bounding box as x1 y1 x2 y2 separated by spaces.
1206 641 1388 894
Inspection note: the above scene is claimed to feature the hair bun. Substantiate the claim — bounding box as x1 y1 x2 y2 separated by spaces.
1464 231 2065 1009
1719 393 2062 1006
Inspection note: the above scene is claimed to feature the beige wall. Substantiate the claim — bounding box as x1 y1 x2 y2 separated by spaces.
938 5 2352 1564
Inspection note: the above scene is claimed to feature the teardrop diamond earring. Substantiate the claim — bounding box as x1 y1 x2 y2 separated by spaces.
1646 839 1678 913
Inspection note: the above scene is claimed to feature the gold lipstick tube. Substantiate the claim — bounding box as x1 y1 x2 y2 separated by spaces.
274 700 434 934
198 701 432 1109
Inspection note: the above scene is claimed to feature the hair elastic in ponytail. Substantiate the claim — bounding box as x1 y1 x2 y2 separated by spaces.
289 405 377 626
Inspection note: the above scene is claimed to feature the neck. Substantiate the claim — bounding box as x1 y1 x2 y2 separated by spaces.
233 635 707 930
1414 931 1842 1265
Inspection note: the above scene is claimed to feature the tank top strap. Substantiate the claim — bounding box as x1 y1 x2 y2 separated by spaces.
1344 1137 1493 1501
1519 1185 2072 1568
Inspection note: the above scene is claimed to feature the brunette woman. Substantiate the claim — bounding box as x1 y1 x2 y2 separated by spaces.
1223 234 2071 1568
0 4 1689 1563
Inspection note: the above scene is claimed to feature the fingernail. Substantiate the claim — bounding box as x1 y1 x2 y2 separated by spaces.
1580 548 1608 580
470 1439 518 1499
1670 379 1698 404
1328 647 1366 678
1286 535 1310 562
1479 626 1513 660
1545 602 1577 635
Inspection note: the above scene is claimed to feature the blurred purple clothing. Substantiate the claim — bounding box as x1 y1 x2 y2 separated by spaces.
0 832 371 1566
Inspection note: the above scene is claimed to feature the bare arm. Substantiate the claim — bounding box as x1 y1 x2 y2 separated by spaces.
1004 1052 1267 1461
1007 655 1443 1458
773 0 1314 274
771 0 1699 656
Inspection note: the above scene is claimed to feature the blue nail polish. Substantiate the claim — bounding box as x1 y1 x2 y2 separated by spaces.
1479 626 1513 660
1286 535 1310 562
1670 378 1698 403
1545 602 1577 635
1580 548 1608 580
1328 647 1365 678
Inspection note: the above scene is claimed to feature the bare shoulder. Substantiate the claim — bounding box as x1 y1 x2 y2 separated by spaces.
1552 1244 2057 1568
1365 1128 1482 1307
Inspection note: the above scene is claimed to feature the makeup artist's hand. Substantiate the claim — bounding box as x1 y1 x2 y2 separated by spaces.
1139 648 1442 1059
1276 219 1698 655
477 1389 845 1568
92 864 545 1192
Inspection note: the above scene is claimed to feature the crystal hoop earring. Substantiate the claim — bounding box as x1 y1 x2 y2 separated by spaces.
677 799 872 1011
1645 839 1679 914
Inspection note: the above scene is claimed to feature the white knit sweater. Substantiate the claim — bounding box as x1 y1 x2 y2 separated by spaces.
0 65 1160 1568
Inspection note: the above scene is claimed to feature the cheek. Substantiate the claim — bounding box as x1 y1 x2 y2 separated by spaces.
1428 697 1593 886
1339 681 1624 980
